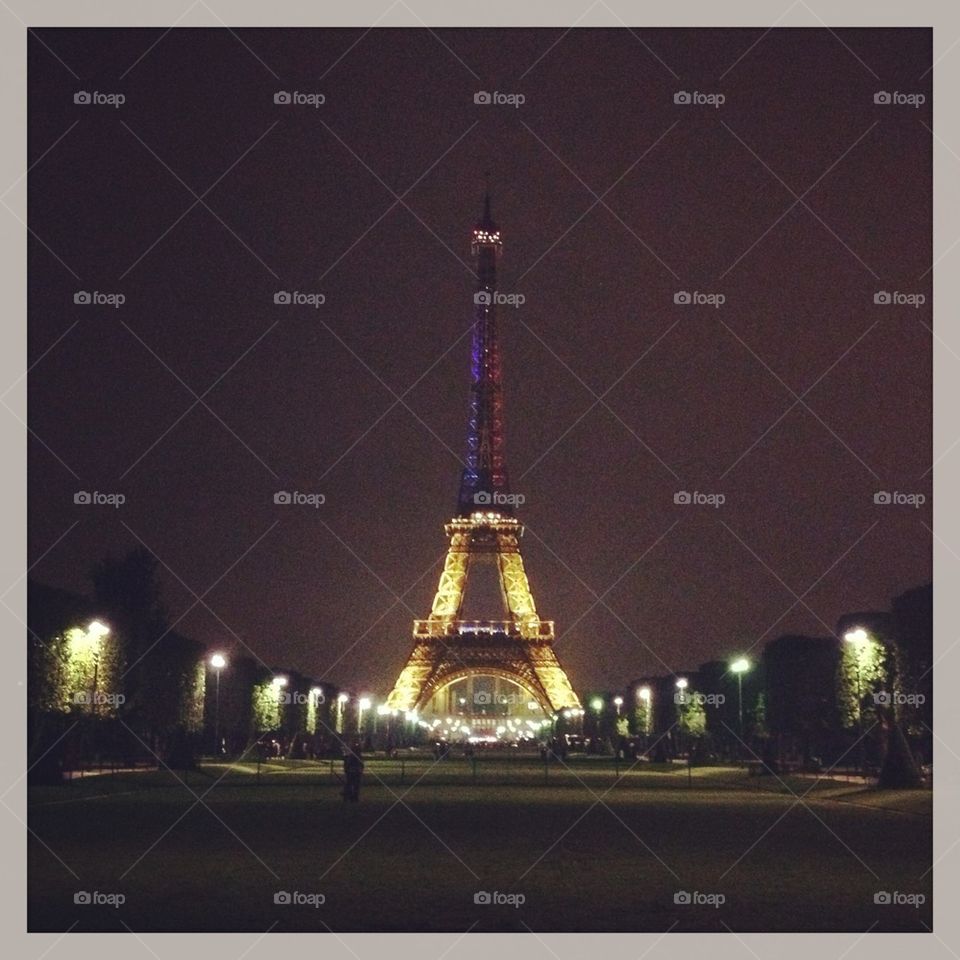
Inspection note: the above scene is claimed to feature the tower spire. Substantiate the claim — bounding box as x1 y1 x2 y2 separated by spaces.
481 171 492 226
458 190 508 516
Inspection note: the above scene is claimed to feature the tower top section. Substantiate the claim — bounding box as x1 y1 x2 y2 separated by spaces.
457 192 511 517
471 190 502 256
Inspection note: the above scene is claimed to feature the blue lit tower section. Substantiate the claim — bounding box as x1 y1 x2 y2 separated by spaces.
457 193 511 516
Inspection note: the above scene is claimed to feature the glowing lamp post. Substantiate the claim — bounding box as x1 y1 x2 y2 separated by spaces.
337 692 349 733
844 628 869 772
589 697 603 738
88 621 109 709
272 675 287 731
307 687 323 736
69 621 110 713
675 678 688 756
613 696 623 716
730 657 750 738
358 696 372 734
844 629 868 726
210 653 227 755
638 686 652 736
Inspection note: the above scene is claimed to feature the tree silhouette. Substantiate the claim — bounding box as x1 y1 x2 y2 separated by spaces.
763 635 840 763
91 548 203 760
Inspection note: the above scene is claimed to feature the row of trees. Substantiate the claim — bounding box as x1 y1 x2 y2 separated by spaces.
27 549 346 784
605 583 931 785
28 549 932 787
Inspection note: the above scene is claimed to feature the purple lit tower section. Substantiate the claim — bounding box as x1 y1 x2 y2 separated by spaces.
457 193 512 516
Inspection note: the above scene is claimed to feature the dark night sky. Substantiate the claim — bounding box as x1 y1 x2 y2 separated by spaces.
28 28 931 693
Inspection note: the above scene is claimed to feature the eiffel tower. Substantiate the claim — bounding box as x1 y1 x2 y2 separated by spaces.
385 194 581 724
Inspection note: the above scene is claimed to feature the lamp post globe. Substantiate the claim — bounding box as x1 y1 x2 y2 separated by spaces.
209 653 227 756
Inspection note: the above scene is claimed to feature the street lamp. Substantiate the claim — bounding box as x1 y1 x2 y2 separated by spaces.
65 623 108 713
589 697 604 740
730 657 751 766
336 692 349 733
306 687 323 736
210 653 227 756
613 696 623 716
73 622 110 775
270 676 288 733
844 628 868 772
77 621 110 713
844 629 868 723
730 657 750 738
675 678 688 755
358 696 372 733
638 686 652 736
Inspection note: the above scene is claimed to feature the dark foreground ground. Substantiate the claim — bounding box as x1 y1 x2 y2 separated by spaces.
28 757 932 932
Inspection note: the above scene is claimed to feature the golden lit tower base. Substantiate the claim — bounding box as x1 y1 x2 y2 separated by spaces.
385 193 580 720
386 512 581 714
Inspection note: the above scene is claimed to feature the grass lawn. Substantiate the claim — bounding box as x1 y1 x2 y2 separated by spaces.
27 757 932 932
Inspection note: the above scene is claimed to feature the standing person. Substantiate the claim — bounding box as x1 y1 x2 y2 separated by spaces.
342 742 364 802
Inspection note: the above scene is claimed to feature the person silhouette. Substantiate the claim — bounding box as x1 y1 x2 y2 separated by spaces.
342 742 364 802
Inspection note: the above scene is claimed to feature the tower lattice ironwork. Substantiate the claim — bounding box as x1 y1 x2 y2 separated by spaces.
385 195 581 716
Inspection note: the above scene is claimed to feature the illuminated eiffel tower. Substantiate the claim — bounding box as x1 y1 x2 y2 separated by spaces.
386 195 581 724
